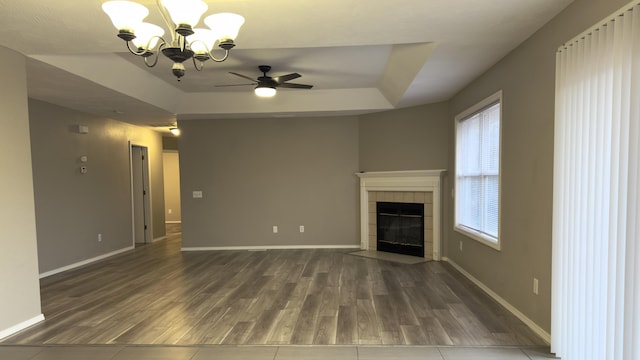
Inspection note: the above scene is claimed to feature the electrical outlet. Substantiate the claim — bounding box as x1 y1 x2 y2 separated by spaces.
273 226 278 233
459 241 463 251
98 233 102 242
533 278 539 295
299 225 305 233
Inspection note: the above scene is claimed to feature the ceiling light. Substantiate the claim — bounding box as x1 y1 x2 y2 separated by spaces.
254 85 276 98
169 127 181 136
102 0 244 81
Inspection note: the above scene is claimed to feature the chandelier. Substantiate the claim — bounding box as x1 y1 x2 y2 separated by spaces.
102 0 244 81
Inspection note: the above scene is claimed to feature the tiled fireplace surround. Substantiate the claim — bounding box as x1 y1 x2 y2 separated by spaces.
367 191 435 260
356 170 445 261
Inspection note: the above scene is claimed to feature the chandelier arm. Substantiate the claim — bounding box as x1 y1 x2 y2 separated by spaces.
209 48 230 63
193 57 204 71
126 41 149 56
143 42 166 68
143 52 160 68
126 36 166 57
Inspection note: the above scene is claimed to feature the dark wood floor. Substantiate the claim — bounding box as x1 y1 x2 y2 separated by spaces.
2 225 545 346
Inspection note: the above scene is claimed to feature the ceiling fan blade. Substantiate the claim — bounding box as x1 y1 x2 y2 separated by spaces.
229 72 258 83
215 83 255 87
278 82 313 89
274 73 301 84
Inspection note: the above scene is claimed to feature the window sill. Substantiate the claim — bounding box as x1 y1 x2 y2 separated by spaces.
454 225 501 251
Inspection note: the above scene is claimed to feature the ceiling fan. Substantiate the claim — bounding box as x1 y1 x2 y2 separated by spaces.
221 65 313 97
150 122 180 136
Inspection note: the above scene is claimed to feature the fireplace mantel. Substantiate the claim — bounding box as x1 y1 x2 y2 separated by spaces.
356 169 446 260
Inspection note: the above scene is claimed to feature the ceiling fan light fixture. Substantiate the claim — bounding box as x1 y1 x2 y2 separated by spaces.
223 65 313 96
169 127 181 136
255 86 276 98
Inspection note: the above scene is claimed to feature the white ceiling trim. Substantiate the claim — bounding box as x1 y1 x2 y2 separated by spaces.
176 88 393 120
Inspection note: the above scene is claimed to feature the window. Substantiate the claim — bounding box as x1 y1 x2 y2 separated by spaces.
455 91 501 249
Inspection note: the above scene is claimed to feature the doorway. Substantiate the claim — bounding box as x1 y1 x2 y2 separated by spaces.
130 144 151 245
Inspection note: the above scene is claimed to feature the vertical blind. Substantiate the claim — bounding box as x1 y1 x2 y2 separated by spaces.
552 2 640 359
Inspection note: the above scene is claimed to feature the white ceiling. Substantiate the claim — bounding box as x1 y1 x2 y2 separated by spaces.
0 0 573 130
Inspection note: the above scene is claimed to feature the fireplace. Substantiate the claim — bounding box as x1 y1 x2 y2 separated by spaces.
356 170 446 260
377 202 424 257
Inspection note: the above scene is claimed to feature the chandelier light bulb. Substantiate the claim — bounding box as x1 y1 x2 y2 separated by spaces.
169 127 181 136
187 28 217 55
204 13 245 42
162 0 208 35
131 23 165 51
102 1 149 33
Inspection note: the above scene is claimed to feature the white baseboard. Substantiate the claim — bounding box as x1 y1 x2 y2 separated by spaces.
442 257 551 344
165 221 181 224
0 314 45 341
39 246 133 279
181 245 361 252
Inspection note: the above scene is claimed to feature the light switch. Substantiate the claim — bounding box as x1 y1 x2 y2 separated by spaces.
192 191 203 198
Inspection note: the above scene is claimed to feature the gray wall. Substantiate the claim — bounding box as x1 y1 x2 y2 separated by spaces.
29 100 166 273
0 47 42 336
358 101 451 256
179 117 360 248
445 0 631 333
359 102 450 172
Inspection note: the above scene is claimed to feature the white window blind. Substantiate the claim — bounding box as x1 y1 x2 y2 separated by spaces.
455 93 501 248
552 2 640 359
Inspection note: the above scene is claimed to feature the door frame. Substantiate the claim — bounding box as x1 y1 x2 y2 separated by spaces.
129 142 153 246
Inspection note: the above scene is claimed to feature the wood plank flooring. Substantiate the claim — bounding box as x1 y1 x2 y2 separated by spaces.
2 225 545 346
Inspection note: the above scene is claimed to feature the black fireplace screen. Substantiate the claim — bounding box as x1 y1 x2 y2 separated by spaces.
376 202 425 257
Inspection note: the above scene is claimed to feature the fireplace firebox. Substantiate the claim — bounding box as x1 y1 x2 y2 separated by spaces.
376 202 425 257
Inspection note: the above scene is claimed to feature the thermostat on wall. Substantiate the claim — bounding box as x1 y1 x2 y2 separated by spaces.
78 125 89 134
